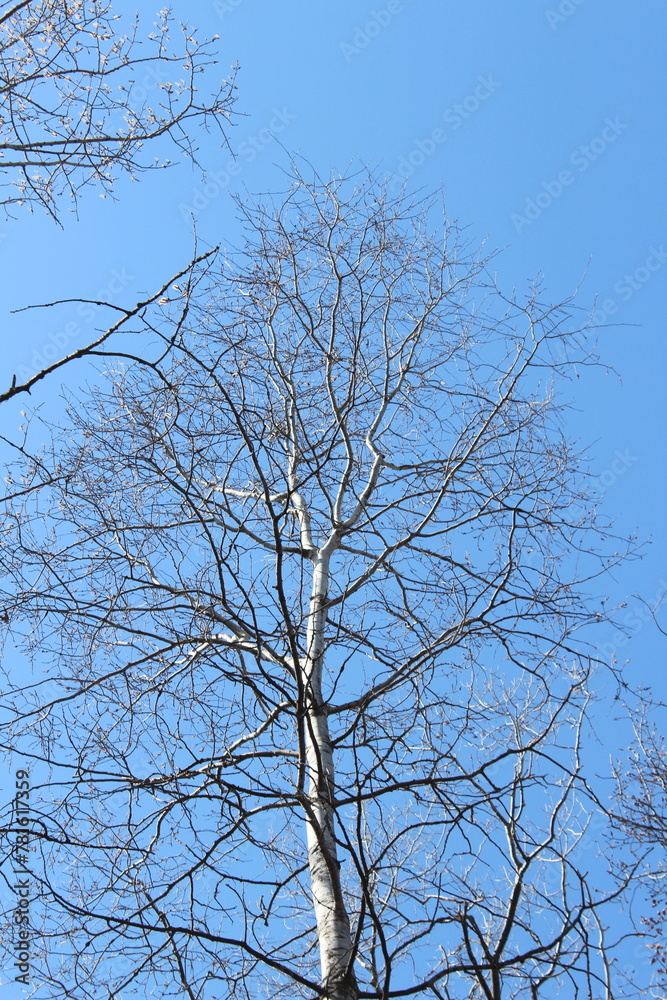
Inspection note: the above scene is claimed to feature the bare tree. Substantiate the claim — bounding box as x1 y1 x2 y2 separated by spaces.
614 706 667 992
0 0 236 219
0 173 638 999
0 0 236 407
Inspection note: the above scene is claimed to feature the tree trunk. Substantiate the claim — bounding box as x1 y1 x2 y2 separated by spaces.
303 551 358 1000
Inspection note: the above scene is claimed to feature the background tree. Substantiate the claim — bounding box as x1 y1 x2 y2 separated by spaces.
0 173 636 1000
614 703 667 992
0 0 236 219
0 0 237 408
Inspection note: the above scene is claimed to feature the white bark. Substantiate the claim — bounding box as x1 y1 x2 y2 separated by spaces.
302 547 358 1000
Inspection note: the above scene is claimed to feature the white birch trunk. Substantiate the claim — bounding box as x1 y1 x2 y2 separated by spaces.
302 549 358 1000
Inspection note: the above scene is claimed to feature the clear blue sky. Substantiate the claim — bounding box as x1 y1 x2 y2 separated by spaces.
1 0 665 993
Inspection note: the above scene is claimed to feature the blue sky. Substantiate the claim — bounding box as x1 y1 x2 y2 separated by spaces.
5 0 664 689
1 0 665 994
